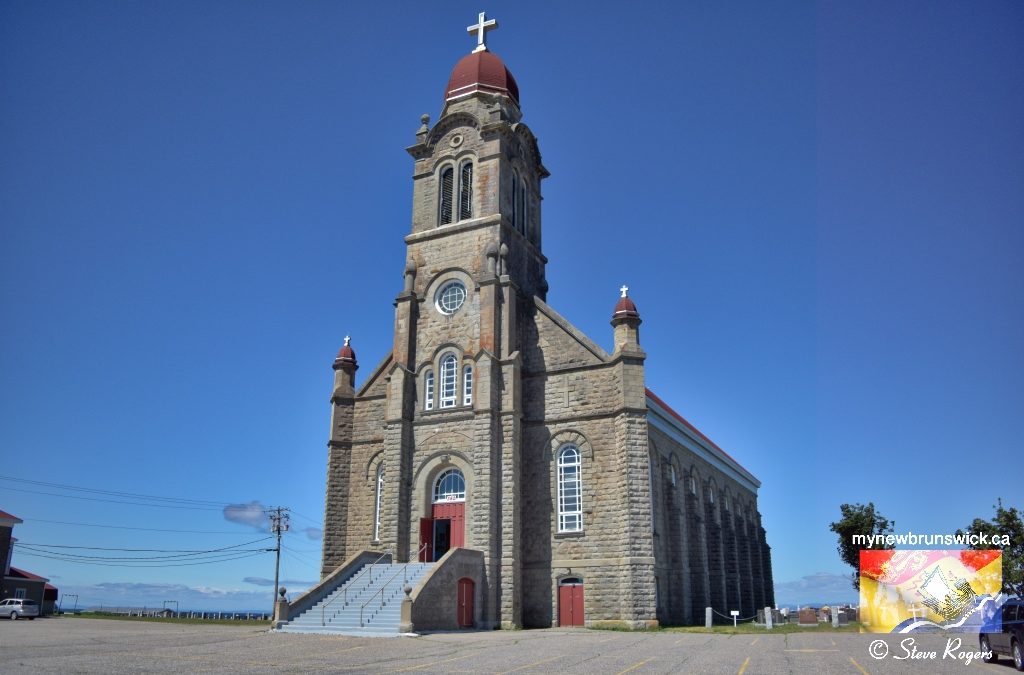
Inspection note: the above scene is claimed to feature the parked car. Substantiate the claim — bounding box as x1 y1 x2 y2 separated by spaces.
981 597 1024 671
0 598 39 620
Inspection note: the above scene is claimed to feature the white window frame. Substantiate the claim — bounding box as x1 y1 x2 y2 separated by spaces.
433 468 466 503
373 464 384 541
14 588 26 599
463 364 473 406
439 353 457 408
439 165 454 225
424 369 434 411
557 445 583 532
458 161 473 221
435 280 467 315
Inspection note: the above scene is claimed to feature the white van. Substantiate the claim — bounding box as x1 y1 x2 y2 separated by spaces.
0 598 39 619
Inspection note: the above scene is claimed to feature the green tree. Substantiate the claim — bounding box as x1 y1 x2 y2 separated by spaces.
829 502 895 590
956 499 1023 596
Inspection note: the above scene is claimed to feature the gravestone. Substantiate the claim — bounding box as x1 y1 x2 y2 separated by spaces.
798 608 818 625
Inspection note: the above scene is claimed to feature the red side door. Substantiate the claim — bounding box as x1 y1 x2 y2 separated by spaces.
419 518 433 562
558 583 585 627
457 578 474 628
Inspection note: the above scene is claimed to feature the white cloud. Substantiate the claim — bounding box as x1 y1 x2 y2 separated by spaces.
303 527 322 540
223 501 269 531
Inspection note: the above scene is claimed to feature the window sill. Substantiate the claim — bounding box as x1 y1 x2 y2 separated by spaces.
554 530 585 539
418 406 474 421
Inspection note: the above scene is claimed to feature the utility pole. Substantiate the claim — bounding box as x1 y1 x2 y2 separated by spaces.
268 507 290 609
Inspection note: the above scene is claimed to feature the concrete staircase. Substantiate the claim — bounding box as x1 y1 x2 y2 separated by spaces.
278 562 433 636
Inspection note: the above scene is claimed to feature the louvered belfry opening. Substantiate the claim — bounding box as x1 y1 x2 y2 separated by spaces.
518 178 526 236
458 162 473 220
439 167 454 225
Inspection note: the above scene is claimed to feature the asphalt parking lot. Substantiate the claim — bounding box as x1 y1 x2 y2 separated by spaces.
0 617 1017 674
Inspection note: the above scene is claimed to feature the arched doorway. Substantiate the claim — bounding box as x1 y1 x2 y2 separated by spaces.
558 577 585 627
419 468 466 562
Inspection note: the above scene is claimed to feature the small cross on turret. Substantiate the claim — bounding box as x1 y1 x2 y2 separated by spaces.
620 285 629 298
467 11 498 53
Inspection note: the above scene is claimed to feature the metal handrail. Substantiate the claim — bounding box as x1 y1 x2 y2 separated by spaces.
321 550 391 626
358 545 431 627
360 564 406 627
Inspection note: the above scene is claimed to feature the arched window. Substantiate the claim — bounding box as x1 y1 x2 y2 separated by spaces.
557 445 583 532
708 485 715 504
424 369 434 411
433 468 466 502
689 474 697 495
439 167 454 225
439 353 457 408
511 170 520 231
459 162 473 220
463 364 473 406
518 178 527 236
373 464 384 541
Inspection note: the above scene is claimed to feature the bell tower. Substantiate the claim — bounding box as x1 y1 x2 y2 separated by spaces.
405 12 549 302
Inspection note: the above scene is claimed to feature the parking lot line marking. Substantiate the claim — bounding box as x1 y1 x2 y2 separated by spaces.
495 655 564 674
830 638 836 646
849 656 870 675
738 656 750 674
749 637 760 646
615 657 653 675
675 638 686 645
390 652 478 673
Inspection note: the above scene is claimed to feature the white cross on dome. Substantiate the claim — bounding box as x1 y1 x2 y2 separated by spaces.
467 12 498 53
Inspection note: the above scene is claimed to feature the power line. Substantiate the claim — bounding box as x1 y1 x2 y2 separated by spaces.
22 517 262 535
17 547 270 563
0 475 227 506
14 536 273 553
16 549 267 568
0 485 224 511
16 545 272 563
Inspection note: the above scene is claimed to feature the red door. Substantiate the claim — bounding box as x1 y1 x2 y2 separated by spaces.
419 518 433 562
457 578 474 628
431 502 465 552
558 580 585 627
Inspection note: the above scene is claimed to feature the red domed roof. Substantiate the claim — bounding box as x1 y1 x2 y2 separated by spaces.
445 51 519 105
612 296 640 320
612 288 640 321
335 336 356 366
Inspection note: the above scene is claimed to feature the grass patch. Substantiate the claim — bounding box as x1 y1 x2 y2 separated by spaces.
65 613 269 627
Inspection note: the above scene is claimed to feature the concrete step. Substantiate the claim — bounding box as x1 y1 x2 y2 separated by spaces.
279 561 432 636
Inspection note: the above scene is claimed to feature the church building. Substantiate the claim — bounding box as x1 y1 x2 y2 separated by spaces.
319 14 773 629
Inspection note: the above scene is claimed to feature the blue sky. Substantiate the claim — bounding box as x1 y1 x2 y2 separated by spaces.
1 1 1021 611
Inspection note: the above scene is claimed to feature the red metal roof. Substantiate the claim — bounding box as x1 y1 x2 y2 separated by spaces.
612 296 640 320
445 51 519 104
645 388 757 483
7 566 48 582
0 509 23 523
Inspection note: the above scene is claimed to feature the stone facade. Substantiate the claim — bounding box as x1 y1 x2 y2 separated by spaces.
319 40 773 628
